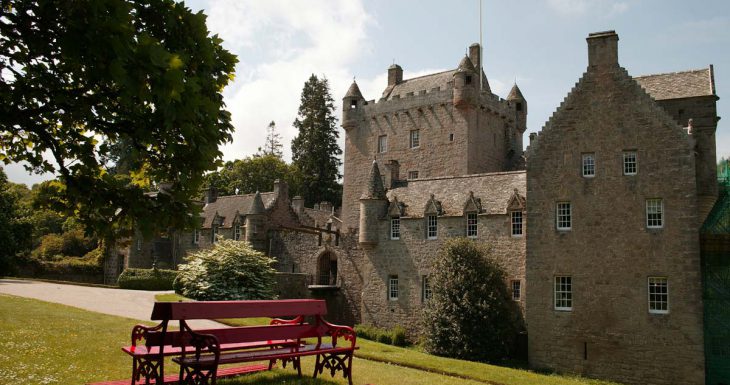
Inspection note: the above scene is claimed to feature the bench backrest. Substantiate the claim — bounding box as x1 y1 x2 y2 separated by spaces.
145 323 322 347
150 299 327 321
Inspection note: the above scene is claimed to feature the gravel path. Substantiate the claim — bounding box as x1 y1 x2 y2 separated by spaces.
0 278 224 328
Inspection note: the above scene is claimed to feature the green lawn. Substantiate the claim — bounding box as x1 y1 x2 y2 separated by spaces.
0 293 623 385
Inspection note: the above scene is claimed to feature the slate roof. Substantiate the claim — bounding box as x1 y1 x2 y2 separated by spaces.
201 192 276 228
507 84 525 100
386 171 526 217
634 67 715 100
383 70 457 100
301 208 340 229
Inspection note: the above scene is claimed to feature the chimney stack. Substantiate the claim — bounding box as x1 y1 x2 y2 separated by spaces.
292 196 304 216
469 43 481 72
388 64 403 86
586 30 619 69
205 187 218 204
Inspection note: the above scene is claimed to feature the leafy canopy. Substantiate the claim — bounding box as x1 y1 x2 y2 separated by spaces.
421 238 522 363
291 74 342 207
0 0 237 240
204 154 303 197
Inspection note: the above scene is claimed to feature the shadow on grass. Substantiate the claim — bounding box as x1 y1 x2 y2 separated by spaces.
218 372 340 385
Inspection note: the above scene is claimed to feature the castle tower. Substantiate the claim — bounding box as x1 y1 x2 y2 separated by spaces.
343 81 365 131
359 161 387 248
245 191 266 247
507 84 527 133
453 56 477 109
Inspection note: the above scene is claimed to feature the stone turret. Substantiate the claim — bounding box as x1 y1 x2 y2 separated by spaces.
453 55 477 108
359 161 387 248
245 191 265 244
343 81 364 131
508 83 528 133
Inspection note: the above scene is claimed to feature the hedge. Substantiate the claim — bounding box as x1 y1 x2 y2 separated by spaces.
354 324 408 347
118 268 178 290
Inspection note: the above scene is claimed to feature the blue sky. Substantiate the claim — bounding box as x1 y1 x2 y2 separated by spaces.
5 0 729 186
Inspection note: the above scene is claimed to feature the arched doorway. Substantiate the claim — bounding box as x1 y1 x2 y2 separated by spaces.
317 251 338 286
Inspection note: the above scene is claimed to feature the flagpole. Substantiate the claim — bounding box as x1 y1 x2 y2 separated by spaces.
479 0 483 92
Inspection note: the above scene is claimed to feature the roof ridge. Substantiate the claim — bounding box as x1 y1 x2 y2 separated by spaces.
214 191 275 199
399 69 455 83
406 170 526 183
633 66 711 79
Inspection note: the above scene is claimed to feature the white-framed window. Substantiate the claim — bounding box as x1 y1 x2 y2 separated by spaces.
136 238 142 251
408 170 419 179
512 280 521 301
388 275 399 301
426 215 438 239
466 212 478 238
556 202 571 231
646 198 663 228
582 153 595 177
623 151 637 175
409 129 420 148
211 225 219 243
422 276 432 302
378 135 388 153
193 229 200 245
511 211 523 236
554 276 573 311
390 218 400 240
648 276 669 314
234 224 241 241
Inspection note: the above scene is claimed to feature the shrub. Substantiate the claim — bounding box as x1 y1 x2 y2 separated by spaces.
118 268 178 290
32 233 65 260
355 324 409 347
391 325 408 347
60 229 96 257
421 238 521 363
376 331 393 345
173 238 277 300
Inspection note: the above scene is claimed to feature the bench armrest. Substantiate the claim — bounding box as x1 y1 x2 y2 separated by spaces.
131 322 165 350
323 322 357 349
178 321 221 364
270 315 305 325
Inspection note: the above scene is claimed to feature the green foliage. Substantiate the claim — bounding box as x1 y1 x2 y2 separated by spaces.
32 233 65 260
355 324 409 347
204 154 303 197
118 268 178 290
421 238 521 363
31 230 96 260
0 0 237 244
0 168 32 274
291 74 343 207
173 238 278 300
257 121 284 158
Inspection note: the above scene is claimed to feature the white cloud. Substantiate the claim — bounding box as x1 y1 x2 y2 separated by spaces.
546 0 630 17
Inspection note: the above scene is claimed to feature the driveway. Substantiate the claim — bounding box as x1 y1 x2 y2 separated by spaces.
0 278 224 328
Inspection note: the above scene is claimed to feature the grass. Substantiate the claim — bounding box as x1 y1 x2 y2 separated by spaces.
0 292 624 385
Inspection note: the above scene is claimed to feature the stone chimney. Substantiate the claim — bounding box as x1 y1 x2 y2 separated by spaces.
205 187 217 204
388 64 403 86
529 132 537 144
586 30 619 69
273 179 288 201
292 196 304 216
319 201 333 213
469 43 481 72
384 160 400 189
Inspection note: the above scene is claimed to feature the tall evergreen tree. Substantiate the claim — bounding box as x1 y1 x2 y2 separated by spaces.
291 75 342 207
257 121 284 158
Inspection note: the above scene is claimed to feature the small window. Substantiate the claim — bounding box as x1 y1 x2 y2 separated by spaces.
465 75 472 84
556 202 571 231
193 229 200 245
646 199 663 228
466 212 478 238
388 275 399 301
234 224 241 241
422 276 432 302
512 280 521 301
582 153 595 177
427 215 438 240
511 211 523 236
410 130 420 148
136 238 142 251
516 102 522 112
623 151 637 175
390 218 400 240
648 277 668 314
378 135 388 153
253 223 259 236
350 99 357 109
408 170 419 180
554 276 572 311
211 225 219 243
449 133 454 142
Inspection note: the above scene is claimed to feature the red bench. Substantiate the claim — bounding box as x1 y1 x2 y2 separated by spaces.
153 299 356 385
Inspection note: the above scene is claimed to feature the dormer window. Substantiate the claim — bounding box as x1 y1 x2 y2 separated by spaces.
466 212 478 238
211 225 219 243
426 215 438 240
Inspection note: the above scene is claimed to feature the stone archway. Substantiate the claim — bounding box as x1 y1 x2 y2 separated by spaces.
316 251 338 286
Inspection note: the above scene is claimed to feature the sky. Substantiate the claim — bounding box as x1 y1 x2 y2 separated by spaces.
5 0 730 186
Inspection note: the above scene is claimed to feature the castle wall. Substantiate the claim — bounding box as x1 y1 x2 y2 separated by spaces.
526 39 705 384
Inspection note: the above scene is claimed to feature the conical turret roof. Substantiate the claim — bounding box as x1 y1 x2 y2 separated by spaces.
249 191 266 215
345 81 364 99
457 55 476 72
507 83 525 101
361 161 386 200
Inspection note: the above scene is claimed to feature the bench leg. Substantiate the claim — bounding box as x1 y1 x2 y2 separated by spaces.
132 356 163 385
178 363 217 385
277 356 302 376
313 353 353 385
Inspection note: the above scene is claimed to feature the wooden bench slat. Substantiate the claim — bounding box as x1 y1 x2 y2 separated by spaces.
151 299 327 320
86 363 269 385
122 339 297 357
173 343 353 366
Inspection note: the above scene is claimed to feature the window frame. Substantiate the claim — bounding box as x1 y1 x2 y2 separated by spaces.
390 217 401 240
582 153 595 177
426 214 438 240
193 229 200 245
556 202 572 231
408 170 419 180
409 129 420 148
422 275 432 303
623 151 637 176
378 135 388 153
511 210 523 237
646 198 664 229
234 224 241 241
388 275 399 301
648 276 669 314
511 280 521 301
211 225 219 243
554 276 573 311
466 212 478 238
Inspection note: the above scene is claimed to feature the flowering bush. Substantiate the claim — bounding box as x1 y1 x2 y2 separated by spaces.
173 238 277 300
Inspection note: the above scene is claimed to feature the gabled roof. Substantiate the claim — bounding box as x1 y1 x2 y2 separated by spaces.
634 67 715 100
382 70 457 100
385 171 526 217
201 192 276 228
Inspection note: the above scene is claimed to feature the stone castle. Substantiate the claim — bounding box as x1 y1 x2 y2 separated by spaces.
124 31 725 385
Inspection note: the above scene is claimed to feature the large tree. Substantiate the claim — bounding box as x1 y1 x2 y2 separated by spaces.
0 168 32 274
0 1 237 245
204 154 302 197
257 121 284 158
291 74 342 207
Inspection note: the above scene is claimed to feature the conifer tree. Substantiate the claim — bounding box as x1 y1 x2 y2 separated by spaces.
291 75 342 206
257 121 284 158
